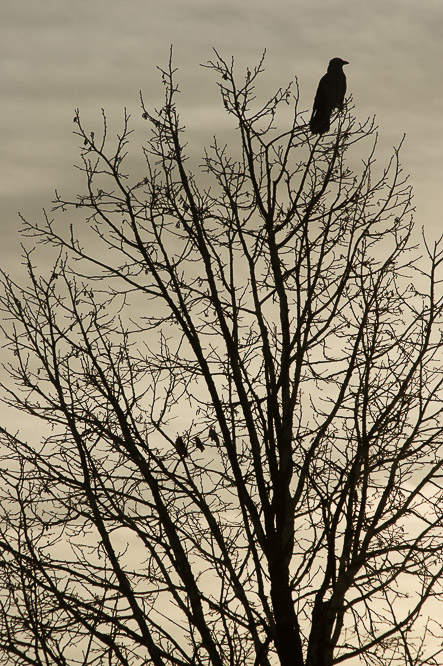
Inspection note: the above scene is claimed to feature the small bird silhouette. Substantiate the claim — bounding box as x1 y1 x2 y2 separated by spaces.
208 427 220 446
194 437 205 452
174 436 188 457
310 58 348 135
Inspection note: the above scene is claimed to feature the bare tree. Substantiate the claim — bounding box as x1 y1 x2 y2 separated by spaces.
0 51 442 666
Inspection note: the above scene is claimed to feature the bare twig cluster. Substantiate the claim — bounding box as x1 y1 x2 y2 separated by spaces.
0 51 442 666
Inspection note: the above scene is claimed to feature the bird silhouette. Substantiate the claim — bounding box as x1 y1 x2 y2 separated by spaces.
174 436 188 457
194 437 205 452
208 427 220 446
310 58 348 135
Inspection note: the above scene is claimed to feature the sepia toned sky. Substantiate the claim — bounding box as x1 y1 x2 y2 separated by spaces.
1 0 443 272
1 2 442 657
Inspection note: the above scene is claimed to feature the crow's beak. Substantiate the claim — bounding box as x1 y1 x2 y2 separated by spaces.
343 60 349 65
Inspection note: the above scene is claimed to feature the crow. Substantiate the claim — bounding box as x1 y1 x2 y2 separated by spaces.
208 427 220 446
194 437 205 452
174 436 188 457
310 58 348 135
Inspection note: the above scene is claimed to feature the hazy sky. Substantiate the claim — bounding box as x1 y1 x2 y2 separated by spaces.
2 0 442 270
1 2 442 657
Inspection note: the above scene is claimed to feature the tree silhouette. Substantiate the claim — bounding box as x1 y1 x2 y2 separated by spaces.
0 51 442 666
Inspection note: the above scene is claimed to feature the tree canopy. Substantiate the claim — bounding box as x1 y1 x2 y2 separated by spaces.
0 52 442 666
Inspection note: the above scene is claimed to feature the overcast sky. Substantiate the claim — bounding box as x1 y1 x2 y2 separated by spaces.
1 2 442 655
2 0 443 268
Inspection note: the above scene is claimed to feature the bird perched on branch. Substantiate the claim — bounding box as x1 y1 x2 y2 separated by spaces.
208 427 220 446
310 58 349 135
174 436 188 457
194 437 205 452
